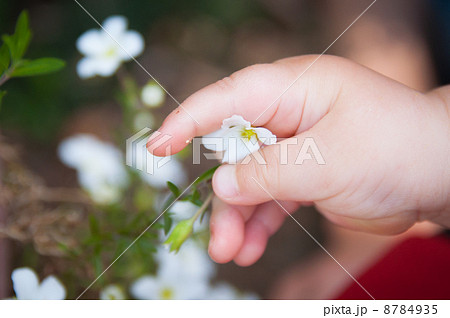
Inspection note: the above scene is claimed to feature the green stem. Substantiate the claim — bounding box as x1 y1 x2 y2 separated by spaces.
0 74 10 87
190 192 213 223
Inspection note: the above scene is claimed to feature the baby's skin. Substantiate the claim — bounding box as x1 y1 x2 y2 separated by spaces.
147 55 450 266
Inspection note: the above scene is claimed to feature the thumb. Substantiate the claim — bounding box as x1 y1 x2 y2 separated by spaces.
212 132 332 205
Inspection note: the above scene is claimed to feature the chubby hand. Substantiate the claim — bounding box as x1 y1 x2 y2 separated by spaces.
148 55 450 266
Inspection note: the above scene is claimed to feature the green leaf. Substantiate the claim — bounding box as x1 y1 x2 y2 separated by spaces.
14 11 31 60
166 181 180 197
2 11 31 62
0 44 10 75
194 165 220 185
163 212 173 235
0 90 6 110
11 58 65 77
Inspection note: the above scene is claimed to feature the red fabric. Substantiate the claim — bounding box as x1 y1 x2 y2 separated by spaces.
336 234 450 299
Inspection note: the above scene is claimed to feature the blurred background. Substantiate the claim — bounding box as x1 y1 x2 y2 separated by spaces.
0 0 449 299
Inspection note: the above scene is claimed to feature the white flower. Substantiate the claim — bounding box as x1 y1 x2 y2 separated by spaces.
76 15 144 79
156 240 215 281
141 82 165 108
169 201 198 222
130 241 214 300
58 134 129 204
130 274 208 300
100 284 126 300
202 115 276 163
11 267 66 300
206 282 239 300
139 153 187 189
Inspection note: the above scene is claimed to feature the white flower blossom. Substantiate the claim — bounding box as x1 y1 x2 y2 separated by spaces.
206 282 239 300
156 240 215 281
141 82 165 108
130 241 214 299
58 134 129 204
100 284 126 300
202 115 276 163
76 15 144 79
11 267 66 300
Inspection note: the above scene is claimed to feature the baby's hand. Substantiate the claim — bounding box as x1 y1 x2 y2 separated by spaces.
148 55 450 266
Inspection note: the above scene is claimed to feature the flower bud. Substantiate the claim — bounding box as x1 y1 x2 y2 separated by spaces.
141 81 165 108
164 219 194 253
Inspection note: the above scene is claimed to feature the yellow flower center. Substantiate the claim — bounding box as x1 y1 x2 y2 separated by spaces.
104 47 117 57
160 287 174 300
241 128 257 141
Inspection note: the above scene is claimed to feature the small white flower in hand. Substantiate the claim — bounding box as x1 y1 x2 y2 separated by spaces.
202 115 276 163
76 15 144 79
11 267 66 300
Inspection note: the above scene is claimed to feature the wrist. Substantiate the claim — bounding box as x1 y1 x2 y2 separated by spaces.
422 86 450 227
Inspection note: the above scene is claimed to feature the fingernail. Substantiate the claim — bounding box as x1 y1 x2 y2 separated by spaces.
213 164 239 199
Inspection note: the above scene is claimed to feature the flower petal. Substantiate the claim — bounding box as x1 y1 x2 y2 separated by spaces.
202 128 228 151
222 115 250 129
76 30 107 56
130 276 159 300
11 267 39 300
94 57 122 77
119 31 144 60
223 136 259 163
254 127 277 145
77 56 122 78
39 276 66 300
103 15 128 37
76 57 98 79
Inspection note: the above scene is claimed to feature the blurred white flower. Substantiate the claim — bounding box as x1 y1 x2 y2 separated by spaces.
76 15 144 79
206 282 239 300
130 273 208 300
100 284 126 300
156 240 215 281
141 81 165 108
139 153 187 189
169 201 198 222
130 241 214 299
58 134 129 204
11 267 66 300
202 115 276 163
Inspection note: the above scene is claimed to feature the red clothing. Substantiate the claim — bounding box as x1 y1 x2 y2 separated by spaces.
336 232 450 299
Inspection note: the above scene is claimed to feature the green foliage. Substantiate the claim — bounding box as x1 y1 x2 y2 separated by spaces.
2 11 31 63
0 90 5 110
194 165 220 185
0 43 10 74
11 58 65 77
0 10 65 108
166 181 181 197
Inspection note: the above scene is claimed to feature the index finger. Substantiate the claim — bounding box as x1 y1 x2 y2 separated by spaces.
147 61 297 156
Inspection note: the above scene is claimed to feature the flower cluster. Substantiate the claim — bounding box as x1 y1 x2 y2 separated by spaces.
130 241 256 300
7 13 272 300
